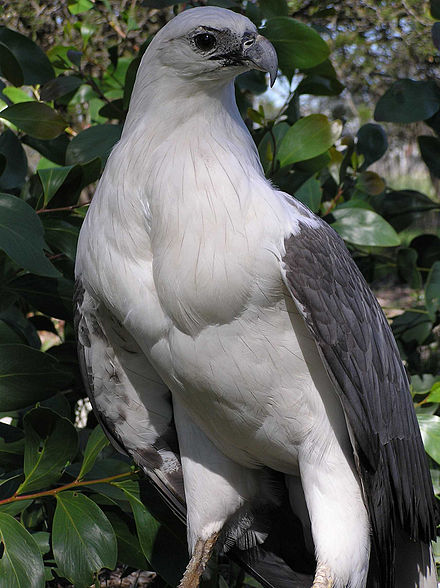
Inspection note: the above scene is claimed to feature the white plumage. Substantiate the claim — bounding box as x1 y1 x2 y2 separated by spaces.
75 7 437 587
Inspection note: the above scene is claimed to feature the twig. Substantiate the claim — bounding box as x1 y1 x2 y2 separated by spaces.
36 201 91 214
0 469 137 506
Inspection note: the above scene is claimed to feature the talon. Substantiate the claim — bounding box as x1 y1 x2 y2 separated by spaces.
312 562 333 588
178 532 219 588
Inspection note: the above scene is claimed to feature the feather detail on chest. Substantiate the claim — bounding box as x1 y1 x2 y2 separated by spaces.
141 115 284 333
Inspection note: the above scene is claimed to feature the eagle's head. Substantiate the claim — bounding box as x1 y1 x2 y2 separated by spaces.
150 7 278 87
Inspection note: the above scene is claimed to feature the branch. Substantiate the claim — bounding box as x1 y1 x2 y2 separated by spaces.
0 469 137 506
36 202 91 214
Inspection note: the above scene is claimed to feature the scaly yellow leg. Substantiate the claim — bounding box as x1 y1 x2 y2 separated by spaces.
178 533 219 588
312 562 333 588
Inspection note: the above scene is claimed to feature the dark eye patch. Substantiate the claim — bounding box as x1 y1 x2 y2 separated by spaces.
194 33 217 52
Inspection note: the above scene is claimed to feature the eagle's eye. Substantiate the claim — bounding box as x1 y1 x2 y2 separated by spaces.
194 33 217 52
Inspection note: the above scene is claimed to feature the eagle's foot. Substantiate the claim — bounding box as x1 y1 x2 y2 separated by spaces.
178 533 219 588
312 563 333 588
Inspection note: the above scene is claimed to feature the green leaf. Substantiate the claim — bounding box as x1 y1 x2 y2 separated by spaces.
258 122 289 174
374 190 440 232
66 124 122 167
356 123 388 169
22 134 69 167
37 165 75 207
374 80 440 124
355 171 386 196
418 135 440 179
297 61 344 97
42 218 80 261
68 0 94 14
40 76 82 102
425 261 440 320
106 511 149 571
0 320 23 345
31 532 51 555
259 0 288 19
16 407 78 495
114 481 160 563
53 492 117 588
0 42 24 86
0 307 40 348
0 500 32 517
98 99 125 120
0 129 27 191
9 274 74 320
432 22 440 51
410 234 440 269
426 382 440 403
0 344 69 411
397 248 422 289
78 426 109 481
263 18 329 78
141 0 185 7
0 193 60 277
392 311 433 345
237 70 267 95
114 480 187 584
0 102 67 140
2 87 34 104
277 114 342 167
431 0 440 19
418 414 440 464
331 208 401 247
296 73 344 97
0 27 54 85
294 176 322 212
0 437 25 469
0 513 45 588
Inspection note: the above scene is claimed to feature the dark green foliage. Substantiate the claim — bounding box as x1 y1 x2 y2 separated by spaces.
0 1 439 586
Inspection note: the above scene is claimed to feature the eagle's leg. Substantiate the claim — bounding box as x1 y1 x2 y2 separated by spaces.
178 532 219 588
312 563 333 587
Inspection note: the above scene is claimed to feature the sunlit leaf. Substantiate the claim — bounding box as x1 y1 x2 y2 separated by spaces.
331 208 400 247
277 114 342 167
418 414 440 464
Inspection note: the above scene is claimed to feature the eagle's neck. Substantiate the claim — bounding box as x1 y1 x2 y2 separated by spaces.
115 74 265 220
99 74 278 334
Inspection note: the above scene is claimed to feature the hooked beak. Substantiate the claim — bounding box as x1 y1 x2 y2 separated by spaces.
242 34 278 87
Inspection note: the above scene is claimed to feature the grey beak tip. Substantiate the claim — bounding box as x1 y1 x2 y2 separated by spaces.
244 34 278 88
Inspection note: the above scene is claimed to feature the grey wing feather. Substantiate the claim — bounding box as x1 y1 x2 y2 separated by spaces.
281 217 437 586
74 278 186 524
